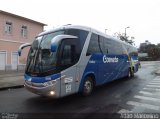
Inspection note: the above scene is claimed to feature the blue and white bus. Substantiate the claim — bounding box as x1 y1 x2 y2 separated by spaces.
18 25 139 98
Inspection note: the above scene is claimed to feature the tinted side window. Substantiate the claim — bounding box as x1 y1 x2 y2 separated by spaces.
122 44 128 54
109 40 123 55
64 29 89 63
87 33 100 55
99 36 109 54
61 45 72 65
57 39 77 71
129 47 138 57
65 29 88 53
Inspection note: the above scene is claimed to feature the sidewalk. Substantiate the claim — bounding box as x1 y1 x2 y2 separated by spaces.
0 71 24 90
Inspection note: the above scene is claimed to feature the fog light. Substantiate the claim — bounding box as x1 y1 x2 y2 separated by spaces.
50 91 55 95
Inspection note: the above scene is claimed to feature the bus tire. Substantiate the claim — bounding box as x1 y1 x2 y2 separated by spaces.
131 68 134 77
131 67 135 78
128 68 134 79
128 69 132 79
82 77 94 96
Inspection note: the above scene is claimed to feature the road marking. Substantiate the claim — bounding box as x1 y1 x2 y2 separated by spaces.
117 109 132 113
143 87 160 91
127 101 160 111
139 91 153 95
134 95 160 102
121 76 160 112
153 79 160 81
140 90 160 96
149 82 160 85
146 85 160 88
153 77 160 80
151 81 160 83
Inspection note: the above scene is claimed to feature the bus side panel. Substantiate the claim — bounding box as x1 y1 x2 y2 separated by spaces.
131 55 139 73
79 53 130 92
81 54 126 86
59 65 78 97
115 54 130 79
100 54 129 84
72 41 93 93
76 56 91 93
98 54 115 84
134 63 139 73
78 54 99 92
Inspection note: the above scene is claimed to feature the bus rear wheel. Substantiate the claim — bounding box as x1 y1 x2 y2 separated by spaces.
128 68 134 79
82 77 94 96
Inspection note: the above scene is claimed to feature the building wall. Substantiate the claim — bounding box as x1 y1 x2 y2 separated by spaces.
0 12 44 70
0 13 43 42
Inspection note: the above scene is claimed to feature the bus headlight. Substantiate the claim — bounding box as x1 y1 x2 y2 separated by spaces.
50 91 55 95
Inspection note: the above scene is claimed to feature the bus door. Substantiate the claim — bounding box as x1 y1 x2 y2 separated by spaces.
57 38 79 97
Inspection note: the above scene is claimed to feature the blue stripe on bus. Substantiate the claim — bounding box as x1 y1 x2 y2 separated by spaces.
79 53 130 92
24 73 61 83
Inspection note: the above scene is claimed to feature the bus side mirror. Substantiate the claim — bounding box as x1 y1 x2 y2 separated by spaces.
18 43 31 56
51 35 78 52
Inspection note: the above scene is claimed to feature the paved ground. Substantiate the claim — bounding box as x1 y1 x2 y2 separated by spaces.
0 61 160 119
141 61 160 75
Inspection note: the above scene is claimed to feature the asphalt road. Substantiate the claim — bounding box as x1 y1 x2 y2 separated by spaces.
0 62 160 118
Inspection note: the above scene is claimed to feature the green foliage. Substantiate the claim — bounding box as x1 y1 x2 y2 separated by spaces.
115 32 135 45
139 43 160 61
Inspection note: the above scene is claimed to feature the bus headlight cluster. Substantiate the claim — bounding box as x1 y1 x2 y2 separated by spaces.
43 80 56 87
50 91 55 95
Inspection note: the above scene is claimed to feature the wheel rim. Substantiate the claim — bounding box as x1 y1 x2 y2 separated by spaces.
84 80 92 94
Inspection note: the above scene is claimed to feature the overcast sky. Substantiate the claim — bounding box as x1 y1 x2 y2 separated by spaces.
1 0 160 47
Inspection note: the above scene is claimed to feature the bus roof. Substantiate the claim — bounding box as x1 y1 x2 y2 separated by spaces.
38 24 135 49
38 25 91 36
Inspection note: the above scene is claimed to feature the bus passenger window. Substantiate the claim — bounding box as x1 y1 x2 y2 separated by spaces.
87 33 100 55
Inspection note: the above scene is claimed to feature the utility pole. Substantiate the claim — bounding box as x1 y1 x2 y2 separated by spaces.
105 29 108 34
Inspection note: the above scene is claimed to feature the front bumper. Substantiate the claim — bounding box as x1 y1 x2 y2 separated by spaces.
24 80 59 98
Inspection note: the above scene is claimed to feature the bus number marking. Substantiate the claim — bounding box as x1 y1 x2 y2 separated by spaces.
66 84 71 93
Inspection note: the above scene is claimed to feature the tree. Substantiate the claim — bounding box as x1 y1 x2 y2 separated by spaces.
157 43 160 48
113 32 135 45
139 43 160 61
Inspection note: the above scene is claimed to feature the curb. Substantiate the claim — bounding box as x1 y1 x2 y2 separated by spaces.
0 85 24 91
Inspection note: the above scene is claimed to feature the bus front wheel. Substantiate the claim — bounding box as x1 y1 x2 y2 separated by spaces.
82 77 94 96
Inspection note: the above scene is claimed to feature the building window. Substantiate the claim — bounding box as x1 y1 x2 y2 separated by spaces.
21 25 27 38
5 22 12 34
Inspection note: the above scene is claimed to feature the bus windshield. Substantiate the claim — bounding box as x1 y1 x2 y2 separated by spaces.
25 28 88 76
26 31 64 76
